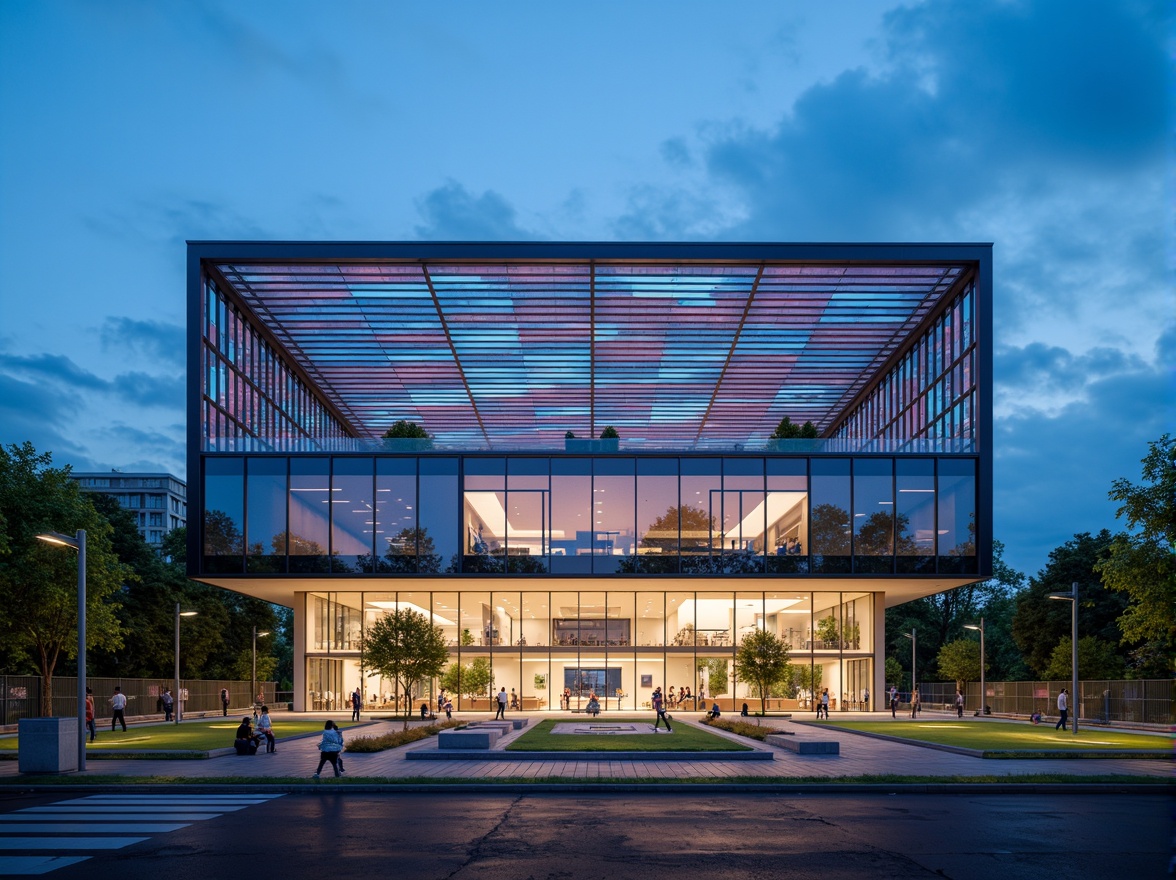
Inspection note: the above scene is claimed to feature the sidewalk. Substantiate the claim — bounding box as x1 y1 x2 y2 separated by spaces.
0 710 1168 787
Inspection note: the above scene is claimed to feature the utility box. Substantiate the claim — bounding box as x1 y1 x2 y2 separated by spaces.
18 717 79 774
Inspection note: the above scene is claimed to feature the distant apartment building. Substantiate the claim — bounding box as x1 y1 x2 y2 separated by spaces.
70 471 188 548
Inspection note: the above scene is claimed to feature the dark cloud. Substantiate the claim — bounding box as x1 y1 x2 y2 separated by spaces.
0 350 183 411
693 0 1165 242
0 374 104 471
109 372 185 408
660 137 692 167
994 323 1174 576
92 423 185 475
996 343 1145 395
413 181 541 240
0 352 108 391
100 318 185 367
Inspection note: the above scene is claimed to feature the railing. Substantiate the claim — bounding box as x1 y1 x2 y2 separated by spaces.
0 675 277 725
915 679 1175 725
203 436 978 455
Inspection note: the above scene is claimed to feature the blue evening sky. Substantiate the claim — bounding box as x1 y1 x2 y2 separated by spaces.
0 0 1170 579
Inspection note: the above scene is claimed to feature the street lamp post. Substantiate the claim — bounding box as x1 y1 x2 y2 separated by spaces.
252 627 271 715
901 628 916 710
35 530 86 772
1048 581 1079 734
964 617 986 718
174 603 198 724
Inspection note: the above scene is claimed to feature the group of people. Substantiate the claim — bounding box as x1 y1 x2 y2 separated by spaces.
665 686 698 709
234 707 277 755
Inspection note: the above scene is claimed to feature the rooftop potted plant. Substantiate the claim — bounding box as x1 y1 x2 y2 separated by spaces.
382 420 433 451
598 425 620 452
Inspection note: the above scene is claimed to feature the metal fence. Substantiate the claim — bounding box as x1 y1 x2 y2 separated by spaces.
915 679 1174 725
0 675 277 725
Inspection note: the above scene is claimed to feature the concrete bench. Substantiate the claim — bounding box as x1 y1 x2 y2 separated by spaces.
465 721 512 734
438 729 501 750
766 734 839 755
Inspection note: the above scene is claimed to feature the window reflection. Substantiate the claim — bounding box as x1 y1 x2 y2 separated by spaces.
896 459 935 572
810 459 850 573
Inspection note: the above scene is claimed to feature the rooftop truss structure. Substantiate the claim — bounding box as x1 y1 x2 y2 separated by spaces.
195 242 983 450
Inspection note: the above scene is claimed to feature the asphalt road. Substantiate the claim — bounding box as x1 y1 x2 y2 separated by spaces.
0 790 1170 879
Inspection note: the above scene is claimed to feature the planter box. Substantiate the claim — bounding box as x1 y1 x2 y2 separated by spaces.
564 439 620 453
19 717 79 774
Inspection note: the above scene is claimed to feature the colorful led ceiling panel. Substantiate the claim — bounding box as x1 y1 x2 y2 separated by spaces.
212 256 966 449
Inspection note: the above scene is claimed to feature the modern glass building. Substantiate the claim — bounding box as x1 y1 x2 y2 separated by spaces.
186 242 992 713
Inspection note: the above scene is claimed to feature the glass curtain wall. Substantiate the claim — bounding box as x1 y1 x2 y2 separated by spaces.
302 588 874 715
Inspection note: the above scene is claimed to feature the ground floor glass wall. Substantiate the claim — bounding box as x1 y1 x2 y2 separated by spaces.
302 589 875 713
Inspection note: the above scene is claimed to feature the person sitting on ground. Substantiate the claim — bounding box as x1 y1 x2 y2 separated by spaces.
586 693 600 717
234 716 260 755
741 702 749 717
706 702 722 720
1030 711 1042 725
420 702 430 719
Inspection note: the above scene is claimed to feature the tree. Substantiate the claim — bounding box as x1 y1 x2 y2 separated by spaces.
696 657 729 695
0 443 130 714
1042 636 1126 681
809 503 850 556
599 425 620 440
1011 531 1126 677
360 609 449 729
382 420 431 440
770 417 819 439
936 638 982 690
1095 435 1175 676
440 657 492 703
884 656 904 688
640 505 716 554
734 629 791 716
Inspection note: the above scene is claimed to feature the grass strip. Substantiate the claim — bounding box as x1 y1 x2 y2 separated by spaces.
506 718 750 752
811 720 1169 753
346 720 463 752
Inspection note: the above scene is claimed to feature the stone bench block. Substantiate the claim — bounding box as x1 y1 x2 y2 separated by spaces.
467 721 512 733
766 734 839 754
438 729 501 750
19 717 79 774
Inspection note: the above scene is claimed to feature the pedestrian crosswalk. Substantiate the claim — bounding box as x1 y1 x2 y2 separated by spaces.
0 793 284 875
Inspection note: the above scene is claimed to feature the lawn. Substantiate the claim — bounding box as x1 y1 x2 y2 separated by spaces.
0 719 366 753
506 718 751 752
814 720 1169 753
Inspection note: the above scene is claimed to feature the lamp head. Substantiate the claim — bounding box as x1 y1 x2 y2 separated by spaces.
964 624 981 631
257 631 271 637
37 532 79 550
179 611 198 617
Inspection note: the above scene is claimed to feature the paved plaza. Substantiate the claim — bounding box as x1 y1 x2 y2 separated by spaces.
2 710 1168 786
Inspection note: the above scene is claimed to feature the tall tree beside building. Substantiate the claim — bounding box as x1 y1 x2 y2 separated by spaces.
1011 530 1127 677
734 629 791 716
0 443 130 714
1095 435 1175 677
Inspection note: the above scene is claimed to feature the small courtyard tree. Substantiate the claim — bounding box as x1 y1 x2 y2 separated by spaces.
734 629 790 716
936 638 982 691
360 608 449 729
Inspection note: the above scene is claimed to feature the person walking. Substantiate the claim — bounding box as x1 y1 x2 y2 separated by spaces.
351 688 362 721
910 686 921 719
257 705 276 753
889 684 898 718
1055 688 1069 730
651 687 672 732
818 688 830 719
955 689 965 718
85 688 97 742
161 688 174 722
444 697 453 720
110 686 128 732
312 720 344 778
495 687 508 720
862 687 870 711
220 687 230 717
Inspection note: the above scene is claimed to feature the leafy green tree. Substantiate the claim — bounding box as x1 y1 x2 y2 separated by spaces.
640 505 716 556
1042 635 1126 680
1011 531 1126 677
770 417 819 439
599 425 620 440
440 657 492 703
361 609 450 729
884 656 904 688
1095 435 1175 676
382 420 431 440
696 657 729 695
888 539 1026 682
0 443 131 714
936 638 982 689
734 629 790 715
809 503 850 555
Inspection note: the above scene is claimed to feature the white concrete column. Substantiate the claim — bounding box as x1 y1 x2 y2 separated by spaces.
293 591 306 712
